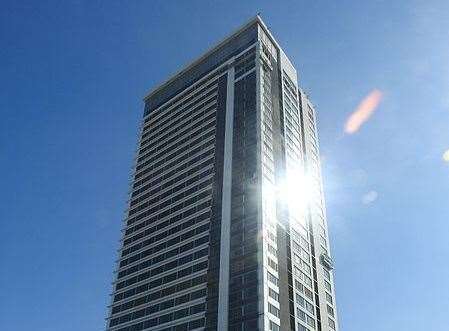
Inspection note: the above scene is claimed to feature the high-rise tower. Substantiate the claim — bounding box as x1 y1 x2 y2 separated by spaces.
106 16 339 331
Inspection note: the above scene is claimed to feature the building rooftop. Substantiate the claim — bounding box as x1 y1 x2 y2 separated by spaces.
143 15 283 102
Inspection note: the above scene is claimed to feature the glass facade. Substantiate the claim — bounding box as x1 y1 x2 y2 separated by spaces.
109 69 222 331
106 16 339 331
228 68 259 330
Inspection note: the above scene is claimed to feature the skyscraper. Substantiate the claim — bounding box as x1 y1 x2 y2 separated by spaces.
106 16 339 331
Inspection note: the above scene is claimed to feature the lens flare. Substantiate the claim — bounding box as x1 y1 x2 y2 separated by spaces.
345 89 383 134
443 149 449 163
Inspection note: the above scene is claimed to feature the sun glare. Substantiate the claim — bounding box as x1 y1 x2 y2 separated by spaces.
276 170 315 218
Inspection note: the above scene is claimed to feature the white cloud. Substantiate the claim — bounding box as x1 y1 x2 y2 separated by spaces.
362 190 378 205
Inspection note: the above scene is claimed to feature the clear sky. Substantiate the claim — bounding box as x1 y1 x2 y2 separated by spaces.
1 1 448 330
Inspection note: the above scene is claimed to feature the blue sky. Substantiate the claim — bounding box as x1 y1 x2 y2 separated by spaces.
1 1 448 330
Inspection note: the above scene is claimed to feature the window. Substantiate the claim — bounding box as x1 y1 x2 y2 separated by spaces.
301 249 310 262
319 224 326 236
305 301 314 315
329 317 336 330
174 308 189 319
320 235 327 247
323 268 331 281
267 243 277 256
296 293 305 307
189 318 205 329
190 303 205 314
302 263 311 275
268 271 279 286
304 274 313 288
269 288 279 302
324 280 332 292
297 308 306 322
268 258 278 271
304 288 313 300
268 303 280 318
160 299 174 310
269 320 280 331
327 304 334 317
267 230 277 242
159 313 172 323
306 315 315 328
326 292 333 304
300 235 309 249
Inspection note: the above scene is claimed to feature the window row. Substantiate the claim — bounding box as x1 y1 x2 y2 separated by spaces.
109 288 206 326
113 271 207 304
235 57 256 80
234 47 256 80
293 254 311 276
293 266 313 289
113 306 205 331
295 293 314 315
294 279 314 302
118 237 208 281
132 146 214 193
114 260 208 302
143 73 217 128
138 99 216 160
133 132 215 182
122 208 209 253
143 73 216 125
123 201 210 255
284 94 300 119
112 278 206 317
136 117 216 173
141 83 217 144
122 216 210 262
123 202 210 259
124 200 210 244
130 153 214 203
128 173 212 217
283 73 298 98
126 187 211 227
116 238 209 289
296 308 315 328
